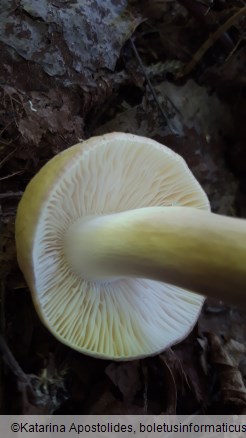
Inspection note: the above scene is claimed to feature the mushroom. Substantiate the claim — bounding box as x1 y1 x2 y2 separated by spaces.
15 133 246 360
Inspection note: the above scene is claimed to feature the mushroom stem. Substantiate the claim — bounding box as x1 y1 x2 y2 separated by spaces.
66 207 246 306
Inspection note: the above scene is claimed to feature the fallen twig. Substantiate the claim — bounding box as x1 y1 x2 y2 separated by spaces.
0 192 23 200
177 6 246 78
0 334 38 413
0 147 17 168
0 170 24 181
130 38 178 135
207 333 246 411
177 0 235 52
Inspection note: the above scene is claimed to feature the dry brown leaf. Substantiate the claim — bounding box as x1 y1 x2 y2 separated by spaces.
159 353 177 414
173 334 209 407
208 333 246 408
90 390 143 415
105 361 141 404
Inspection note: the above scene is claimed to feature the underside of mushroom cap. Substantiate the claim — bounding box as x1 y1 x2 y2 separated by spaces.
15 133 210 360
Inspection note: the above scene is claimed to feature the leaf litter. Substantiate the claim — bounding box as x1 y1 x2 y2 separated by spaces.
0 0 245 415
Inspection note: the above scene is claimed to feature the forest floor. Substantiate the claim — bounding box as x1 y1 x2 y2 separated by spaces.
0 0 246 414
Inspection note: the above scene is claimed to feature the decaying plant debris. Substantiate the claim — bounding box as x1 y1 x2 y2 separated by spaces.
0 0 246 414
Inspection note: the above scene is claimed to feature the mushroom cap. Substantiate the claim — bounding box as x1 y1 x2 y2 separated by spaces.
15 133 210 360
